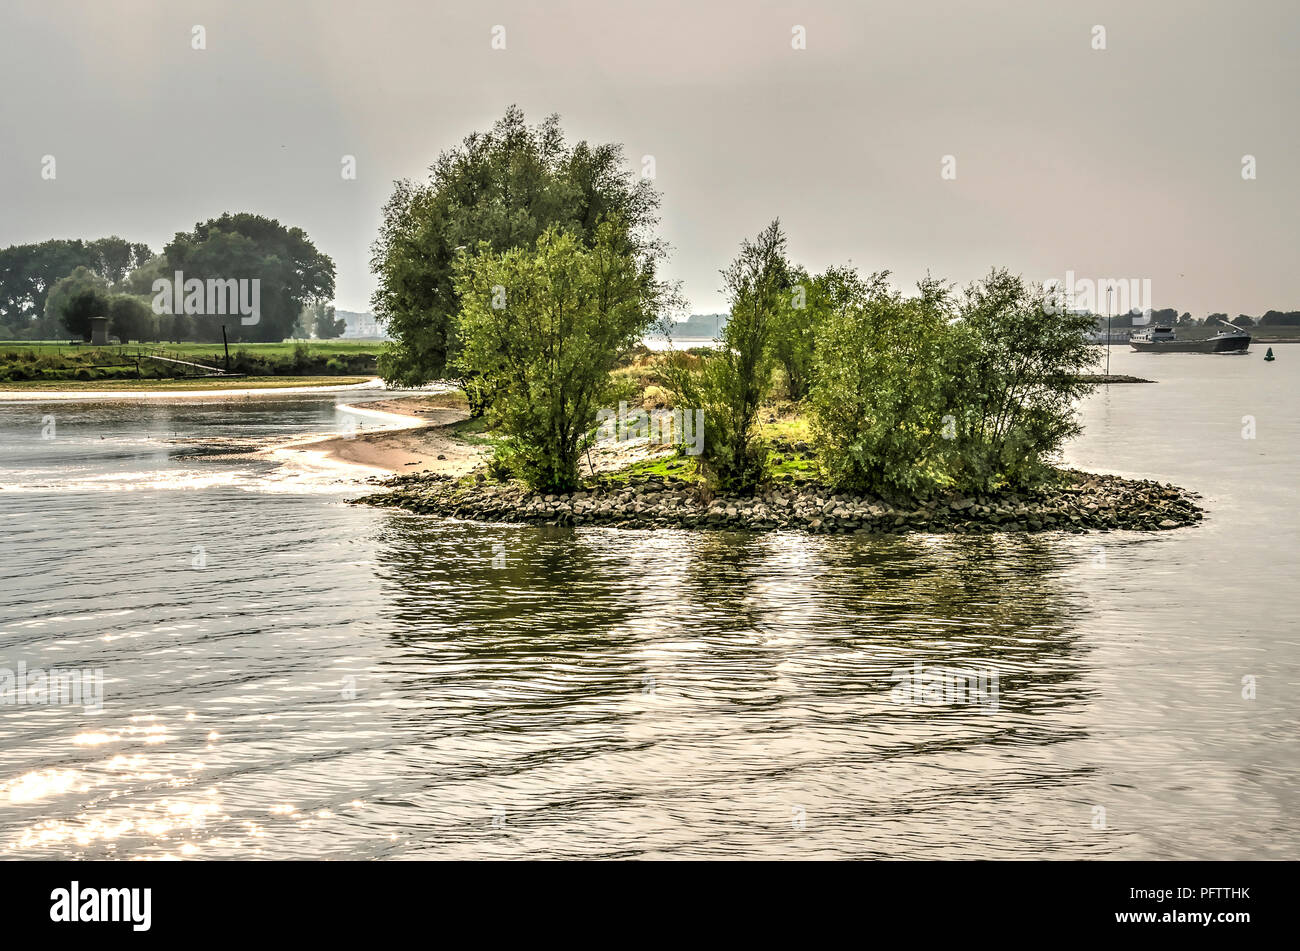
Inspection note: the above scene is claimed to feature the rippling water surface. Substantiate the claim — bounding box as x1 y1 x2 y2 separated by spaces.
1 350 1296 859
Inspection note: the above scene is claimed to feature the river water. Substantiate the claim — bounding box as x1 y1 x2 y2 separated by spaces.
0 348 1296 860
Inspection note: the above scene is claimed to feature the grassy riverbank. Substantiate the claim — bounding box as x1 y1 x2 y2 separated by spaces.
0 341 384 383
0 375 371 392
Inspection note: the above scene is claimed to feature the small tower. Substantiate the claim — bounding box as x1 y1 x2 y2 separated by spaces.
90 315 110 345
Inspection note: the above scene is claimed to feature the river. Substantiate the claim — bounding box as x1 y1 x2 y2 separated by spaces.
0 347 1295 859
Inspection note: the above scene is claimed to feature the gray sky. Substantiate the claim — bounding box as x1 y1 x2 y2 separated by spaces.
2 0 1297 317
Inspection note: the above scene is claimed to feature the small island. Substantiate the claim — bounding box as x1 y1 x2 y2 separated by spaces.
349 109 1202 536
350 388 1202 535
357 466 1202 535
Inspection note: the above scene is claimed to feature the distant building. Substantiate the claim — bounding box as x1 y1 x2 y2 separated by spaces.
337 310 388 339
90 316 110 345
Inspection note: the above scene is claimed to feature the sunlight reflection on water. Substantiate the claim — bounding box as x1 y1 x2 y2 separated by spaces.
1 353 1297 859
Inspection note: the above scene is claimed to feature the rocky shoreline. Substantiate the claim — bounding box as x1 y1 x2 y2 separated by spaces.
352 468 1204 534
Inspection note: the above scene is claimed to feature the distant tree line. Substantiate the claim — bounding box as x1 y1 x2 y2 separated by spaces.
1091 308 1300 329
650 313 728 338
0 215 337 343
0 237 151 337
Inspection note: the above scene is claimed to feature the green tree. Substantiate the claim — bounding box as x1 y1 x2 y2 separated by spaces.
161 312 192 343
808 271 956 495
769 266 815 402
88 237 153 286
808 268 1096 496
0 238 151 335
948 269 1098 491
119 253 172 297
44 267 111 339
164 213 335 342
1 241 92 334
662 220 791 491
769 264 865 402
108 295 154 343
453 223 663 491
60 287 111 341
371 106 665 399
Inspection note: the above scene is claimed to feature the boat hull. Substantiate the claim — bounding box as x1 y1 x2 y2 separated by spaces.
1130 335 1250 354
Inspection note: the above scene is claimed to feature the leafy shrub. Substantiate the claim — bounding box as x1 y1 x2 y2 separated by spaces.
945 269 1099 491
453 223 664 491
808 272 955 496
809 268 1099 495
660 220 791 491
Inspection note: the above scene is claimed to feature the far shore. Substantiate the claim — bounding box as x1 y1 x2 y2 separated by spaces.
0 376 382 401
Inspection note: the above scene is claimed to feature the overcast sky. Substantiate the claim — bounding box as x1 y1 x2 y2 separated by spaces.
2 0 1297 317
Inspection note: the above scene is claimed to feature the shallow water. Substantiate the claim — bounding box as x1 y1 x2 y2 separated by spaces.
0 349 1296 859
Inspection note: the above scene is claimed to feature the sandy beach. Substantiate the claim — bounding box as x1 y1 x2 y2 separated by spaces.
0 377 490 477
263 394 488 477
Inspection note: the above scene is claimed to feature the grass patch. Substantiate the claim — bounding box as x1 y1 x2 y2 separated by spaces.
0 341 384 382
761 414 813 445
449 414 493 445
767 452 819 481
591 452 700 486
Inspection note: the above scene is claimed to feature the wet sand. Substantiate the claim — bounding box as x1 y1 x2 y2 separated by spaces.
265 394 487 477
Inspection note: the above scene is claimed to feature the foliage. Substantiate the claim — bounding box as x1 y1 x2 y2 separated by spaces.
809 267 1099 496
0 341 378 382
768 266 814 401
808 271 957 495
42 267 110 339
768 264 865 402
56 284 110 340
163 212 335 342
371 106 665 394
107 295 154 343
117 253 172 297
159 312 192 343
660 220 791 491
301 300 345 339
0 237 152 334
946 269 1099 491
453 223 663 491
